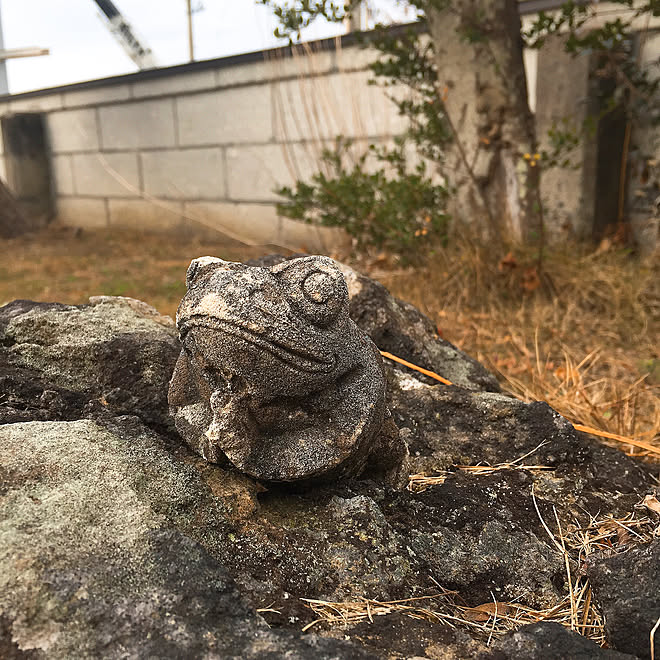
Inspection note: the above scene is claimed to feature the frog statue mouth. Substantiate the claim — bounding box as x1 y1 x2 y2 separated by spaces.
179 315 338 376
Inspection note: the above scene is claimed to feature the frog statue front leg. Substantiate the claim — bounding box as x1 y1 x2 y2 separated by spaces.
205 381 261 469
168 255 409 488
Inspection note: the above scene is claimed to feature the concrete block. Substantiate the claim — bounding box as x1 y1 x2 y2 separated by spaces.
56 197 108 228
640 30 660 66
99 99 176 150
141 147 225 199
278 215 349 253
72 152 140 197
177 86 272 146
273 70 407 142
63 84 131 109
226 142 320 202
184 201 280 244
108 198 183 230
9 93 64 113
334 43 380 72
51 154 75 195
47 108 99 153
183 200 346 252
132 70 216 99
216 47 335 87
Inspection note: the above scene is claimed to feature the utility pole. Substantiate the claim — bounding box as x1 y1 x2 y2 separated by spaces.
0 2 50 95
0 6 9 94
345 1 368 33
187 0 194 62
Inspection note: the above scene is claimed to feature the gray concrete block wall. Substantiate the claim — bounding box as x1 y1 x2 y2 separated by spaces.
0 42 411 249
99 100 177 150
141 148 226 199
48 109 100 152
71 152 141 197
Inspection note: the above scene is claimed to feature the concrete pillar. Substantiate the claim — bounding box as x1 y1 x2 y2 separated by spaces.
0 7 9 94
345 1 367 33
536 34 600 240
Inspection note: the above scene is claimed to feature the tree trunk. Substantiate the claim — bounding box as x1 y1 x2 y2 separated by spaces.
626 32 659 256
425 0 541 243
0 178 29 239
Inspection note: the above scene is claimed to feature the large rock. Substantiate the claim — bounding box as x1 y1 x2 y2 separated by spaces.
388 370 649 522
487 622 636 659
587 540 660 659
0 419 374 659
0 297 179 431
0 267 657 658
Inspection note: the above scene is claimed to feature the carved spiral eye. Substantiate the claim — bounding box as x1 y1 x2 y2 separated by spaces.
302 271 334 304
272 257 348 327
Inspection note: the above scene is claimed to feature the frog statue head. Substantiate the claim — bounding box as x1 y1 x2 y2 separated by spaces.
168 255 408 487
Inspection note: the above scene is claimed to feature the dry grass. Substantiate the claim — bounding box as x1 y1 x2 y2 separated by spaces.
0 226 285 317
375 237 660 459
408 440 554 492
302 586 607 645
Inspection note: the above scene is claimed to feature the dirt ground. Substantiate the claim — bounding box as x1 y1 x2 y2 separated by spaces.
1 224 658 460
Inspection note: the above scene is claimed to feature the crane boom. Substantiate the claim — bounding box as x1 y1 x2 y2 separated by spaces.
92 0 157 70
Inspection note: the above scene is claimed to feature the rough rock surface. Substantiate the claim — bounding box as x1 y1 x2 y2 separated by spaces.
0 297 178 431
169 256 408 485
0 420 372 659
486 622 636 659
388 370 650 520
587 540 660 659
1 264 658 659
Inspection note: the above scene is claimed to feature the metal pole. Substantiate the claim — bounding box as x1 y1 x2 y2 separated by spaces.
344 1 366 33
0 3 9 94
187 0 194 62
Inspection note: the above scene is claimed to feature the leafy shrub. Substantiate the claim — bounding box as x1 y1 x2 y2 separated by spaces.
276 138 449 263
278 138 447 262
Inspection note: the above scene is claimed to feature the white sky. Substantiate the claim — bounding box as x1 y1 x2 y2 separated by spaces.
0 0 415 94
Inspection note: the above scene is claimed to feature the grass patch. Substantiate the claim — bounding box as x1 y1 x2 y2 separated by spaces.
0 226 284 317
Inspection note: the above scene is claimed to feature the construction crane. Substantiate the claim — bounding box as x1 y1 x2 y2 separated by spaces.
92 0 157 70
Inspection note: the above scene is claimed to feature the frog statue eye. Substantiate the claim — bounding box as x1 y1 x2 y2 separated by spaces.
272 256 348 327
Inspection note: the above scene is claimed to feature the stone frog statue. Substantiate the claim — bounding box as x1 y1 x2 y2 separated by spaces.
168 255 408 487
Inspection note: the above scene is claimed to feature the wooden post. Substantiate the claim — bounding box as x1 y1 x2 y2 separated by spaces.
187 0 194 62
